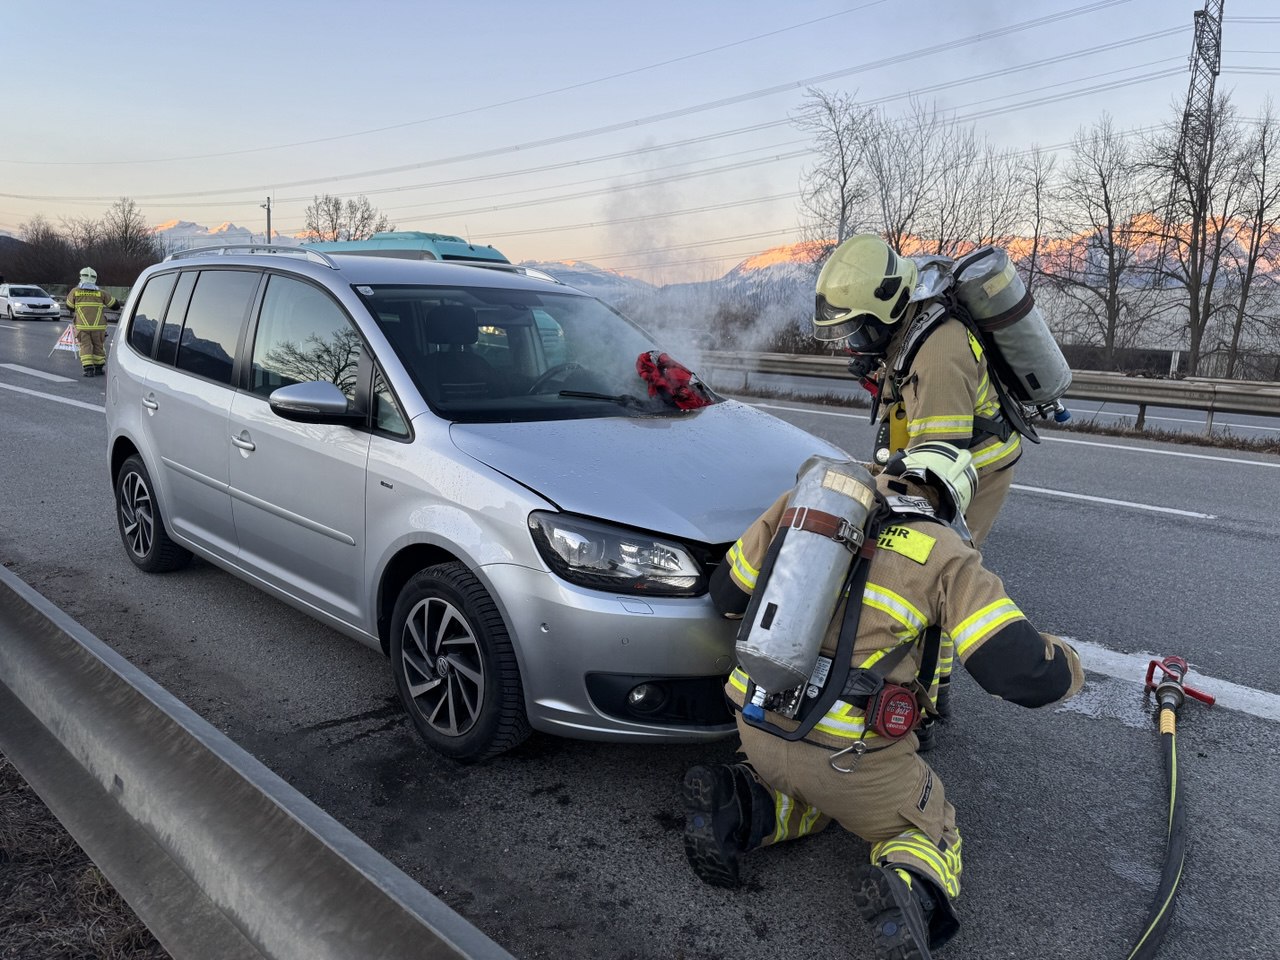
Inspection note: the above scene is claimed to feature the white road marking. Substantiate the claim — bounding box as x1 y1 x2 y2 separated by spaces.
1040 434 1280 466
0 323 19 329
748 400 1280 468
1064 637 1280 723
1069 405 1280 434
1010 483 1215 518
0 381 105 413
0 363 76 383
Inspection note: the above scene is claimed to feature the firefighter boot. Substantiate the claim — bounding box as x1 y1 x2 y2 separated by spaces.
935 678 952 718
916 716 941 753
83 366 96 378
853 864 958 960
681 763 773 888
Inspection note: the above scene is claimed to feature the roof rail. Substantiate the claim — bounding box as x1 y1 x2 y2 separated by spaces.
460 261 563 284
164 244 339 269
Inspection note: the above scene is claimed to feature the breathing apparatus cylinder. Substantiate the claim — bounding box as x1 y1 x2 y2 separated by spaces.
735 457 878 701
953 246 1072 407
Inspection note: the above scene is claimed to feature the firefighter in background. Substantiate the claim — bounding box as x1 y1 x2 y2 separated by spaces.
66 267 122 377
682 443 1082 960
813 234 1022 730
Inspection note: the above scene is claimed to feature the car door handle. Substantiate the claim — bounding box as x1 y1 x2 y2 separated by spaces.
142 395 159 410
231 432 256 452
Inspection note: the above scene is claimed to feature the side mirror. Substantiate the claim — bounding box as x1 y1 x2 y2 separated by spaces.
268 381 365 426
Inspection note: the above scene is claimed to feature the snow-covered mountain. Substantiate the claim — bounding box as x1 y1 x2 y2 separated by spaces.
152 220 301 252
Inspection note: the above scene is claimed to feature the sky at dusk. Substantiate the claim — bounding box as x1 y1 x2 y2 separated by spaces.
3 0 1278 282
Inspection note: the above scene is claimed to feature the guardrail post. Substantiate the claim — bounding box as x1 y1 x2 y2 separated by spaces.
1136 404 1147 431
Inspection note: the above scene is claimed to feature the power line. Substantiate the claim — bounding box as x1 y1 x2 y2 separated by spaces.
79 23 1186 216
0 1 894 168
0 0 1141 204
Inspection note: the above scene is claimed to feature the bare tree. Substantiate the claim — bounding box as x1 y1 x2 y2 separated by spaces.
793 88 876 259
864 100 951 254
1146 93 1246 374
1220 100 1280 378
92 198 165 284
303 194 393 242
1043 115 1159 367
1014 146 1057 294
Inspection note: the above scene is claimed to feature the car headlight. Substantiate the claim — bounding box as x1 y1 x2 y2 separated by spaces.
528 511 706 597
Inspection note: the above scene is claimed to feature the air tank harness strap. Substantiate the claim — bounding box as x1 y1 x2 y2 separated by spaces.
779 505 863 547
970 415 1012 446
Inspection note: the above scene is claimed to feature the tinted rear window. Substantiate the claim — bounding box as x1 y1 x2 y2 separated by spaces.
128 273 178 356
174 270 259 385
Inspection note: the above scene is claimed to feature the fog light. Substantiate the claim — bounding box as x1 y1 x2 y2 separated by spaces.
627 682 668 714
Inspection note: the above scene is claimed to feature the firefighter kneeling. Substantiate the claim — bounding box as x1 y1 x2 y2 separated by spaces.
682 443 1083 960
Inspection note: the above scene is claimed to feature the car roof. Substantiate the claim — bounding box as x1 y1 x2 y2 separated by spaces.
155 246 574 295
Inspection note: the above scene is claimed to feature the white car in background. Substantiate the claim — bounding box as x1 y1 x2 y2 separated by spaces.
0 283 63 320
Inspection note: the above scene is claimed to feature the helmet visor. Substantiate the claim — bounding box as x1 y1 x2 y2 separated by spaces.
813 295 887 347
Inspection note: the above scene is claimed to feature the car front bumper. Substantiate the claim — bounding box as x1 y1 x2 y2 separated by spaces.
481 562 738 742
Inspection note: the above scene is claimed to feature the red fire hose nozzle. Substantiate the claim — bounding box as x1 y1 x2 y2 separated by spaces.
1145 655 1216 708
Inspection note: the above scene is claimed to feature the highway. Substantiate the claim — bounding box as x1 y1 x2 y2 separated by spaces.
2 317 1279 960
719 369 1280 443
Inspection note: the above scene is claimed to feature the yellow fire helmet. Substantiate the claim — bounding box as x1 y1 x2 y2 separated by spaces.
813 234 918 351
79 267 98 284
886 441 978 524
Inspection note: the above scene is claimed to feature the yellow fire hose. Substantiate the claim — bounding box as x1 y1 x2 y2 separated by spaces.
1124 656 1215 960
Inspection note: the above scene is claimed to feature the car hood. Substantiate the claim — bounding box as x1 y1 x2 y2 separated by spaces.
448 400 848 544
13 297 56 305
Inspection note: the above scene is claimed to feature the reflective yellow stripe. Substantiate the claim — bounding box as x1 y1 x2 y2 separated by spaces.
727 540 758 590
813 702 880 741
862 583 926 635
953 598 1023 657
967 330 984 362
971 435 1021 470
907 414 973 438
729 668 749 693
799 804 823 835
875 833 961 898
976 371 991 406
773 791 793 843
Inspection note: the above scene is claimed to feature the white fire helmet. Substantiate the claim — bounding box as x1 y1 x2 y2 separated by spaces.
886 441 978 524
813 234 918 353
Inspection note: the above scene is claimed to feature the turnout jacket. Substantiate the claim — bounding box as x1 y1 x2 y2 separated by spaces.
66 285 121 331
713 478 1083 751
880 312 1021 478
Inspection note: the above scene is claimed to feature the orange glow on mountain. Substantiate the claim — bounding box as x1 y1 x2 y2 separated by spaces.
739 240 827 270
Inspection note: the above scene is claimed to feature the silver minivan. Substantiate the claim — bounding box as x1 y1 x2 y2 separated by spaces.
105 246 843 761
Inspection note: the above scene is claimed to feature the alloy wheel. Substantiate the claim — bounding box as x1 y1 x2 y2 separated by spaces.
119 471 155 560
399 596 486 738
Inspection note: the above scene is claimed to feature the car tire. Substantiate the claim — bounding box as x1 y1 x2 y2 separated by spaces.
390 562 530 763
115 454 192 573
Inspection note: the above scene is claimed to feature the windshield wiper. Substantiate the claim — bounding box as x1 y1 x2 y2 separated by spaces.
557 390 648 408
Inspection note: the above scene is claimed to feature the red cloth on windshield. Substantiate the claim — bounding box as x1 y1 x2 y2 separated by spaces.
636 351 713 410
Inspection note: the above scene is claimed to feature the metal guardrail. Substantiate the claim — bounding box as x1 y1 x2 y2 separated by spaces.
0 564 514 960
699 351 1280 435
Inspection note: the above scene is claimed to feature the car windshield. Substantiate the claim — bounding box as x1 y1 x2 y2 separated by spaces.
11 287 47 298
355 283 720 423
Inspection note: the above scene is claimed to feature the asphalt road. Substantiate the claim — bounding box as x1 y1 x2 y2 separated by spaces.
2 319 1279 960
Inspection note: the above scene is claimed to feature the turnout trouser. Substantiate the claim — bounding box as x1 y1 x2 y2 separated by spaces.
76 328 106 369
736 715 963 901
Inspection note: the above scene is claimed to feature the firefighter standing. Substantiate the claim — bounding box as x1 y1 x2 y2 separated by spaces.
814 234 1025 728
814 234 1021 547
65 267 122 377
682 443 1082 960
